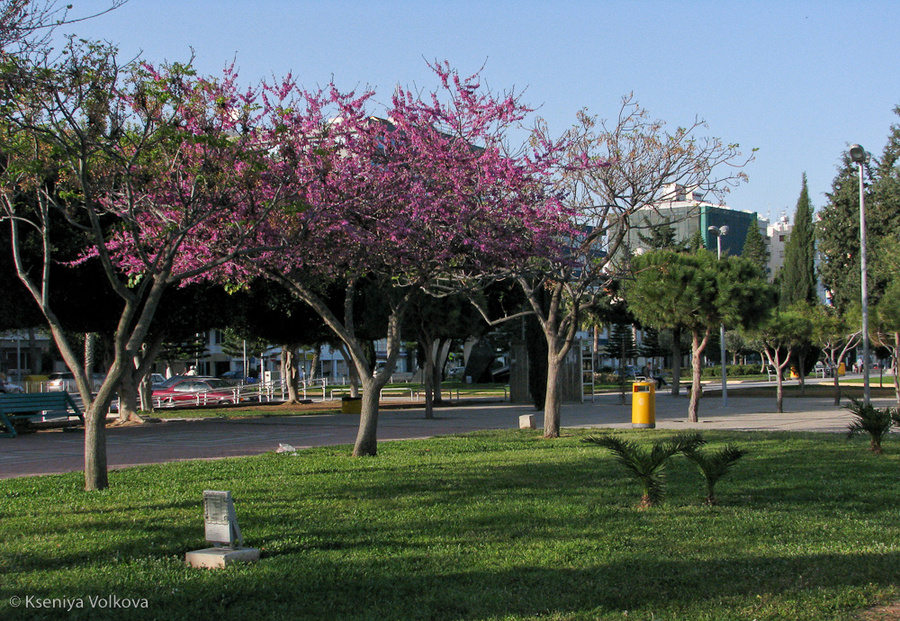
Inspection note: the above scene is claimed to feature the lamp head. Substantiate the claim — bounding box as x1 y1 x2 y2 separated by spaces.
849 144 867 163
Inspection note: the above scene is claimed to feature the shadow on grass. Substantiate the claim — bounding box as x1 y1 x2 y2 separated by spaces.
31 549 900 620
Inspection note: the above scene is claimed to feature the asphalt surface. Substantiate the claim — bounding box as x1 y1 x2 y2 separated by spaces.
2 381 890 480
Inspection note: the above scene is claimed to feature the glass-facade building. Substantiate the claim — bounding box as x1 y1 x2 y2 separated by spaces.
620 201 761 257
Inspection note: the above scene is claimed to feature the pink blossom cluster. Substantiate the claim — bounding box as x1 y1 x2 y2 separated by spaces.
99 62 577 289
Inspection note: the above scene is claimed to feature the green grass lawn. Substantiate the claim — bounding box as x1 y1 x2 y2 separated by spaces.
2 429 900 620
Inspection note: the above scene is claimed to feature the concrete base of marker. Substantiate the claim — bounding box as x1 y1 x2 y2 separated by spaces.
185 547 260 569
631 422 656 429
519 414 535 429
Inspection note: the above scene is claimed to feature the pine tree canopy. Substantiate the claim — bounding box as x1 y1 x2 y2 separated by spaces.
818 107 900 312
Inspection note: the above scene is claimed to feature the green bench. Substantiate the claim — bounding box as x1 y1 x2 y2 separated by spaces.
0 392 84 438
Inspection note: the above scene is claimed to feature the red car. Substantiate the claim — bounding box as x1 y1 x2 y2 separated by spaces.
152 377 240 407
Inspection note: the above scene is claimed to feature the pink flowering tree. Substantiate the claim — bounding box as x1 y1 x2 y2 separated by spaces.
240 63 571 456
0 42 294 490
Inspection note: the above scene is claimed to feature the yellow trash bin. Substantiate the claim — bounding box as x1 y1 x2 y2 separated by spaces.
632 381 656 429
838 362 846 376
341 396 362 414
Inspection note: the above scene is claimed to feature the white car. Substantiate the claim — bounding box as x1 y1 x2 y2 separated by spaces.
1 381 24 393
47 371 104 392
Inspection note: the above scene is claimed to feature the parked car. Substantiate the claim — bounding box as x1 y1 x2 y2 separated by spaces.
612 365 641 379
220 370 257 384
152 377 241 406
0 380 24 393
47 371 104 392
155 375 187 389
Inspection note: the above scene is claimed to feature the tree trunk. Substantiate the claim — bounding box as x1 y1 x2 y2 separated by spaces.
893 332 900 408
336 342 360 398
350 308 404 456
83 404 108 491
671 326 683 397
82 373 121 491
688 329 709 423
775 368 784 413
832 366 842 406
309 349 320 382
353 372 392 456
797 346 807 397
283 344 302 403
117 337 164 422
763 346 788 414
421 335 436 420
138 372 153 412
423 349 435 419
117 370 140 422
432 338 450 405
543 349 562 438
84 332 96 375
542 325 567 438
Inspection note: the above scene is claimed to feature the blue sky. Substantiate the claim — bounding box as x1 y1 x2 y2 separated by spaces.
62 0 900 224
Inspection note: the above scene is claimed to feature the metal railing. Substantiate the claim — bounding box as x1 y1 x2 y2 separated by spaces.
22 375 508 412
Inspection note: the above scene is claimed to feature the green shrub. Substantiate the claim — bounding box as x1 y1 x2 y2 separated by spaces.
846 398 896 454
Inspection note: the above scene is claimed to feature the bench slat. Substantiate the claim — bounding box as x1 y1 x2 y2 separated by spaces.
0 392 84 438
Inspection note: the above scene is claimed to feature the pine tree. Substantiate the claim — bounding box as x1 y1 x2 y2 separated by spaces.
819 108 900 312
638 326 666 361
778 174 817 308
607 321 638 404
637 216 685 251
817 156 864 311
607 322 638 367
687 230 706 253
741 219 769 277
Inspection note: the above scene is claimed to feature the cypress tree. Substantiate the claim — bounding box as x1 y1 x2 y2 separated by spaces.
778 173 817 308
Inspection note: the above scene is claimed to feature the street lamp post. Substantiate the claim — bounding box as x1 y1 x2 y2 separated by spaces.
708 225 729 407
849 144 870 404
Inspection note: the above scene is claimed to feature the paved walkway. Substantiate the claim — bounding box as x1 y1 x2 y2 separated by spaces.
2 386 891 480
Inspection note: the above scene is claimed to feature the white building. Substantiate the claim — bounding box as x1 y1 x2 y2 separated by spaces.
766 214 792 281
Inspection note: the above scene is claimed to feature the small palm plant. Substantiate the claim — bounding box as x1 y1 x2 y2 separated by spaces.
583 433 704 508
845 398 895 454
682 444 748 505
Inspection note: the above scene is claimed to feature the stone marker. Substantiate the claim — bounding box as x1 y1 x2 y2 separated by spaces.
519 414 535 429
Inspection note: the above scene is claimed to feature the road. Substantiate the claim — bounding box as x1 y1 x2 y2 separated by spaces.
2 380 888 479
